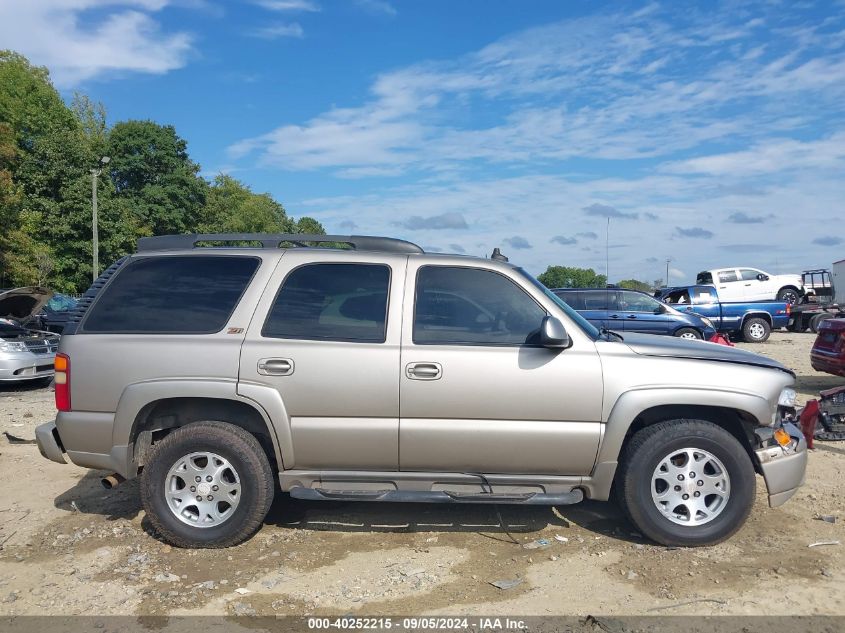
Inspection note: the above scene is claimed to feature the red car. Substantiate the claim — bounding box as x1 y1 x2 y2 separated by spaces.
811 318 845 377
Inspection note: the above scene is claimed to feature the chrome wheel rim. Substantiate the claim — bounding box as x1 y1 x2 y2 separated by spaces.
748 322 766 339
679 332 698 340
651 447 730 526
165 451 241 528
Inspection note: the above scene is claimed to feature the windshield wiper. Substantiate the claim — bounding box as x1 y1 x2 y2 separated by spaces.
600 327 624 341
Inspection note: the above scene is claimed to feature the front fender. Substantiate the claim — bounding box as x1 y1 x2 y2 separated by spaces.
584 387 773 501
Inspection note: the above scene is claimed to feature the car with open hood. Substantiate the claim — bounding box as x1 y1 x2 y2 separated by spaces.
0 287 59 382
35 234 807 549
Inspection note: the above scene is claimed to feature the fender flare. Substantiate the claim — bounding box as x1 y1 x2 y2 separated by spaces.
585 387 771 500
114 379 288 469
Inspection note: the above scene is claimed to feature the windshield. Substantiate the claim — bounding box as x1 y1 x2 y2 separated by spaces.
514 268 601 340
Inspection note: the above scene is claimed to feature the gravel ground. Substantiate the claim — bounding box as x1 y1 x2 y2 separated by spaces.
0 331 843 617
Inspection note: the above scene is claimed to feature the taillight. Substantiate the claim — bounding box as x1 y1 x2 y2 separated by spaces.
786 303 792 315
55 353 70 412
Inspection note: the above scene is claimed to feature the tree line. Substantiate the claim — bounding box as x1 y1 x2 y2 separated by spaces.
537 266 656 291
0 51 323 293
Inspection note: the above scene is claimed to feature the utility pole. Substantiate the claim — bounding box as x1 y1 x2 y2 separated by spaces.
605 216 610 285
665 257 671 288
90 156 110 281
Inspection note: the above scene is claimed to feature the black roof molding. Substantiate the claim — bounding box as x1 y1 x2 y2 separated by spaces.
137 233 424 255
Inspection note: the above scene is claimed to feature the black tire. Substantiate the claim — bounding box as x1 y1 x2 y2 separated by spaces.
742 317 771 342
141 421 274 548
809 312 834 334
616 419 755 547
776 287 799 305
674 327 703 340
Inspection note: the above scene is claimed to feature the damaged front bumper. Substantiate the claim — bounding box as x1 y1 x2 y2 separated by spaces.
754 421 807 508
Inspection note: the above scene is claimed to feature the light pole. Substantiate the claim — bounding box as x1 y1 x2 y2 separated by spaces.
90 156 110 281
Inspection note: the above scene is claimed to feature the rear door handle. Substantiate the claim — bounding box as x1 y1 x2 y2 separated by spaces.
626 314 637 319
257 358 294 376
609 314 620 319
405 362 442 380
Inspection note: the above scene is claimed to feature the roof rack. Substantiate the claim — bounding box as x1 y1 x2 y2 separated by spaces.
136 233 424 254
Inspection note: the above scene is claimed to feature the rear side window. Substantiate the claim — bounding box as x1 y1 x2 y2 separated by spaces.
583 291 616 311
696 272 713 284
717 270 739 283
692 287 718 304
263 263 390 342
82 256 259 333
554 291 585 310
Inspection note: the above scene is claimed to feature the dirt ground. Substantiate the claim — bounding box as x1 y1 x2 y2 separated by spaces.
1 331 844 618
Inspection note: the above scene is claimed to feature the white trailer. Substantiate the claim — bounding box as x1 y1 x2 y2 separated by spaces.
789 258 845 332
833 259 845 305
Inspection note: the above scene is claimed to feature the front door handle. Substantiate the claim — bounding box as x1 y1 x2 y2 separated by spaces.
405 362 442 380
257 358 294 376
626 314 637 319
609 314 620 319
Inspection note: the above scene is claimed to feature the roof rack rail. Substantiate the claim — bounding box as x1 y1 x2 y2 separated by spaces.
136 233 424 254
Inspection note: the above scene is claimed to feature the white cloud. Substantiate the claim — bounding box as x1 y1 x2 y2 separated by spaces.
249 22 304 39
354 0 396 16
255 0 320 11
229 4 845 175
0 0 194 87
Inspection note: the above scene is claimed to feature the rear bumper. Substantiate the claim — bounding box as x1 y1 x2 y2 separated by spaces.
36 415 134 477
35 421 66 464
754 421 807 508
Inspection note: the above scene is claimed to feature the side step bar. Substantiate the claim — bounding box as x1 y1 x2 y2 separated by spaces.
289 487 584 505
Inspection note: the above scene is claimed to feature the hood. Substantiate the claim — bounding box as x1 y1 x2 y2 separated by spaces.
621 332 794 376
0 287 53 320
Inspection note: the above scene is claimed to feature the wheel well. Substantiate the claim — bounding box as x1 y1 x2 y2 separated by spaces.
778 285 799 293
741 312 772 326
620 404 760 473
130 397 278 472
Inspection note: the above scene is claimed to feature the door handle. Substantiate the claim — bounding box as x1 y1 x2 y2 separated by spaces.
405 362 442 380
257 358 294 376
609 314 620 319
626 314 637 319
744 283 752 287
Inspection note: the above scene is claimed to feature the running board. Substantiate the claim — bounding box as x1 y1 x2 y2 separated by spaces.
288 487 584 505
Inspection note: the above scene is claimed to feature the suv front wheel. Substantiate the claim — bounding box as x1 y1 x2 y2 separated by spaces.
616 419 755 546
140 421 275 548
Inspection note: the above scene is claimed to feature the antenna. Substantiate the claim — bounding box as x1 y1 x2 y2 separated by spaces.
605 217 610 284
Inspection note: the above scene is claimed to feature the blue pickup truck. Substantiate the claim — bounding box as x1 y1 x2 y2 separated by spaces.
655 285 790 342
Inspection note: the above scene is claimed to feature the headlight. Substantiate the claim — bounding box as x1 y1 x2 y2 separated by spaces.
701 317 714 328
0 341 28 352
778 387 797 407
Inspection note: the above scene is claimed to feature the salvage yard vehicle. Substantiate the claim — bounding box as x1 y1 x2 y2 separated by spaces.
810 318 845 378
656 285 790 343
36 234 807 549
0 287 59 382
696 267 803 304
552 287 716 340
789 265 844 333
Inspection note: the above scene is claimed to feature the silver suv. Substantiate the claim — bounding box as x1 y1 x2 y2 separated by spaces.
35 234 807 548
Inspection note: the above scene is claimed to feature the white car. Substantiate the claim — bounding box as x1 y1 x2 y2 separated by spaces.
0 287 59 382
696 268 804 304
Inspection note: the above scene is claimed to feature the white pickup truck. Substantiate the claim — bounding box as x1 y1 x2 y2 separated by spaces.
696 268 804 304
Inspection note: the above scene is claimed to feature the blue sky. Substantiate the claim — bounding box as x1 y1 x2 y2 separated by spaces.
2 0 844 282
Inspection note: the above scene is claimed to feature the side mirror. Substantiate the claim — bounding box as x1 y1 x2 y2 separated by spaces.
540 315 570 348
757 273 769 281
654 304 667 314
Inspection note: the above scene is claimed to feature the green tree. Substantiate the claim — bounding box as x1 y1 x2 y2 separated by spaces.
537 266 607 289
107 120 208 235
616 278 652 292
202 174 290 233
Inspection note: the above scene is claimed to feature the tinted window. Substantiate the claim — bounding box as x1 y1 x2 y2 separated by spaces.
263 263 390 342
717 270 739 283
553 291 585 310
414 267 545 345
696 272 713 284
583 291 616 311
619 291 661 312
82 256 259 333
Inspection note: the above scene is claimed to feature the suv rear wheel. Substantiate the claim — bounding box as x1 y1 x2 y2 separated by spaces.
616 419 755 546
140 421 274 548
